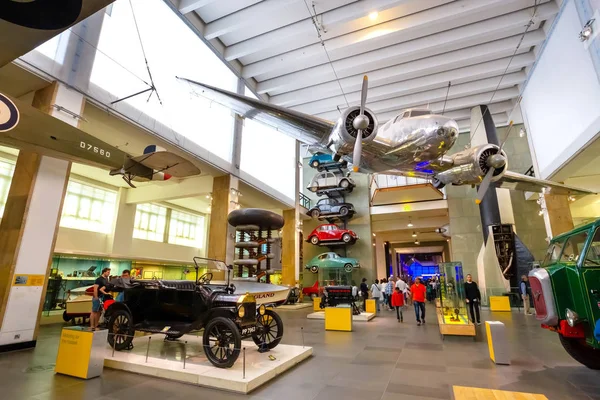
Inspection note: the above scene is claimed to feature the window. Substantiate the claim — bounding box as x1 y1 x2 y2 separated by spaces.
584 228 600 267
133 203 167 242
60 181 117 233
318 254 328 260
410 110 431 117
168 209 205 248
560 231 588 263
543 240 564 266
0 158 15 217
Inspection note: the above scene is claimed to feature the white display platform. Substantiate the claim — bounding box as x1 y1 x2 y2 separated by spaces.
277 302 313 310
307 311 376 321
104 334 312 394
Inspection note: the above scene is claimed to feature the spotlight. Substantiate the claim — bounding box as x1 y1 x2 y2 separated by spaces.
519 128 525 137
579 19 595 41
372 243 376 247
568 195 576 202
372 233 376 237
369 11 378 21
538 209 544 216
415 240 420 245
412 232 417 238
407 218 413 228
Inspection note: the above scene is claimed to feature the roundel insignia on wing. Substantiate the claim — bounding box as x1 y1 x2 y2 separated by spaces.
0 93 20 133
0 0 83 30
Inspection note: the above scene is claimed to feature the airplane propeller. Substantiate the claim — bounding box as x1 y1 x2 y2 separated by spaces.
352 75 369 173
474 121 512 204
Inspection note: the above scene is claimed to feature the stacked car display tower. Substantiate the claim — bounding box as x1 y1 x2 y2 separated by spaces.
303 154 359 292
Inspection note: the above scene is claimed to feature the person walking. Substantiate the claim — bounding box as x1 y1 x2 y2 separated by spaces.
380 279 388 310
386 276 395 310
391 287 405 322
411 278 427 325
360 278 369 312
396 276 408 304
520 275 532 315
91 267 111 330
464 274 481 325
371 279 381 313
116 269 130 302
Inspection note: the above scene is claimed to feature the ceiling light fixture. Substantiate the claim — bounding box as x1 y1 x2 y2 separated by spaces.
568 195 576 202
407 218 413 228
415 240 420 245
579 18 595 41
538 209 545 216
519 128 525 138
412 232 417 238
372 233 376 237
369 11 378 21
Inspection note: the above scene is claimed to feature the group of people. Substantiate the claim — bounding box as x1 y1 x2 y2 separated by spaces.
90 268 131 330
360 276 428 325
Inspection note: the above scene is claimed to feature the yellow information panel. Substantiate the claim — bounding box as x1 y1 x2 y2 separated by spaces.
313 297 321 312
325 307 352 331
55 327 107 379
489 296 511 311
13 274 46 286
365 299 376 314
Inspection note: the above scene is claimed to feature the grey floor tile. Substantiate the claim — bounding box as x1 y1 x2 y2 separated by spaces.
404 342 444 351
313 385 384 400
386 382 451 399
396 362 447 372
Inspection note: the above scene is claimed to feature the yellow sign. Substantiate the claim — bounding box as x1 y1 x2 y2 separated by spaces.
13 274 45 286
55 329 93 379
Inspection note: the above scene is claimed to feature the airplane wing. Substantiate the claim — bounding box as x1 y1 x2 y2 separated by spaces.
495 171 596 196
131 151 201 177
177 77 334 145
0 93 128 169
0 0 115 67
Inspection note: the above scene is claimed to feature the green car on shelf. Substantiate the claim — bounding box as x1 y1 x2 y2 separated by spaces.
305 252 360 273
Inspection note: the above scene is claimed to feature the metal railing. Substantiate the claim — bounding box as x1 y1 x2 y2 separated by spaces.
299 192 311 209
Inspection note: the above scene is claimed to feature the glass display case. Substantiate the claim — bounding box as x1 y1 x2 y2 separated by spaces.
437 262 476 338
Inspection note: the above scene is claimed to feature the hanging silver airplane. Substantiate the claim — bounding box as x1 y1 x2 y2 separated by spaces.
178 75 594 202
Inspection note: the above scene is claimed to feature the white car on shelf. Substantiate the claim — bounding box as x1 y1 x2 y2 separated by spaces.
307 171 355 193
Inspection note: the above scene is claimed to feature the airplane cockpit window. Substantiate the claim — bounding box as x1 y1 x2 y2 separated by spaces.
410 110 431 117
393 111 410 123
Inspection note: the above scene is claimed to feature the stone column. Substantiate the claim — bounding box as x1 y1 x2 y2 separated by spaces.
0 82 82 350
281 209 298 286
207 175 239 278
542 194 574 237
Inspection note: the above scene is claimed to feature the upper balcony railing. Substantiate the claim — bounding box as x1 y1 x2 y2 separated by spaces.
299 192 311 210
369 174 446 206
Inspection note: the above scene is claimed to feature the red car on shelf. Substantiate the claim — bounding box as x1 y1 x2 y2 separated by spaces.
306 224 358 245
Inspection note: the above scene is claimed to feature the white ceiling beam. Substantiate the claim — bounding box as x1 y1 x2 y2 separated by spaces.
258 28 545 96
225 0 441 61
276 53 533 110
315 87 520 121
125 175 214 204
254 1 556 84
293 70 525 115
178 0 218 14
203 0 304 40
243 0 551 80
197 0 263 24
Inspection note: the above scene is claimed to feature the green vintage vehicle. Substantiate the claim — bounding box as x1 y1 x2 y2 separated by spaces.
529 219 600 369
304 252 360 274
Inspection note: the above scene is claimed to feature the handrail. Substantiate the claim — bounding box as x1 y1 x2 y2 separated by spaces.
299 192 311 209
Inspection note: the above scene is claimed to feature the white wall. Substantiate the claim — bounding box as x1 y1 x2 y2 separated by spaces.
522 0 600 179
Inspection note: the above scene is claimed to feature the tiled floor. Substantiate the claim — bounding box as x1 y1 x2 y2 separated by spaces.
1 304 599 400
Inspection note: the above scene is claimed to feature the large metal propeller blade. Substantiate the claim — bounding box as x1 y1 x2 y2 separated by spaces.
475 168 494 205
352 75 369 173
475 121 513 204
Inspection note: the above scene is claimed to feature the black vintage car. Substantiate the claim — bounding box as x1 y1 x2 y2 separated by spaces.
104 257 284 368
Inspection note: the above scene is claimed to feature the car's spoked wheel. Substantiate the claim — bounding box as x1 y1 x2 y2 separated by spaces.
107 309 134 351
339 207 349 216
203 317 241 368
252 310 284 350
311 210 320 218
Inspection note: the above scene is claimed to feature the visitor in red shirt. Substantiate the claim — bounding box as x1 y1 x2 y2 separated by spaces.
391 287 405 322
411 278 427 325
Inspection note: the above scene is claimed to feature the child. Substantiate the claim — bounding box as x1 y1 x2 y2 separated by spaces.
391 287 405 322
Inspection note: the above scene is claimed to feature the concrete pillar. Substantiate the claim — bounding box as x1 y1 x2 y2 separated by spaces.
542 194 574 238
281 209 297 286
375 235 386 279
0 81 83 350
107 187 136 256
207 175 239 273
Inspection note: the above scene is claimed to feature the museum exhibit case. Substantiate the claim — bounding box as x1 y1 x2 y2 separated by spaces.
436 262 476 339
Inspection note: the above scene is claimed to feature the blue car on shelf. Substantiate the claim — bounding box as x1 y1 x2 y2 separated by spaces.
308 153 333 168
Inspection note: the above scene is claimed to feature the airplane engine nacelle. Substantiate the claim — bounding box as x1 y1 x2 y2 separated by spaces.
434 144 507 186
330 106 378 155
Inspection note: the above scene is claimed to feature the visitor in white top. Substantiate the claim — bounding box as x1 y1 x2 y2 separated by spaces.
396 277 410 304
370 279 381 313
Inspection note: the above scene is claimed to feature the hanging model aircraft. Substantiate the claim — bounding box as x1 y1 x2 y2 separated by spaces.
178 76 594 201
0 92 200 186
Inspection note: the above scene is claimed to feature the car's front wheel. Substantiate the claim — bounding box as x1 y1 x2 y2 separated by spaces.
107 309 135 351
339 179 350 189
339 207 349 216
559 334 600 369
310 265 319 273
203 317 242 368
342 233 352 243
310 236 320 245
252 309 284 350
343 263 354 273
311 209 320 218
310 160 319 168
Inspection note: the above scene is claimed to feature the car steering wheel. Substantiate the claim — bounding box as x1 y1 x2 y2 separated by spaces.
227 283 236 294
197 272 213 285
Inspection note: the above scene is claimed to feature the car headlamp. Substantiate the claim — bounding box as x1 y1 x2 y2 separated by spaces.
258 304 266 316
566 308 579 327
238 305 246 318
